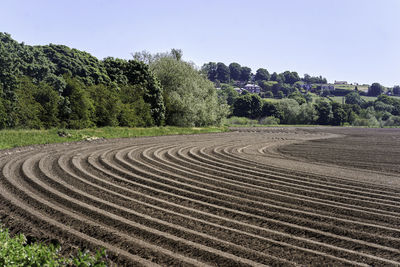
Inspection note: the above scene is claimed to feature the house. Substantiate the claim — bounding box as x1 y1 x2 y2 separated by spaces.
242 84 261 94
334 81 348 85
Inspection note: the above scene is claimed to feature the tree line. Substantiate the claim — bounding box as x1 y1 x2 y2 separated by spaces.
0 33 226 129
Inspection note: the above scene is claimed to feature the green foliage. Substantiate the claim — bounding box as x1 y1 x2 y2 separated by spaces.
259 116 279 125
62 77 94 129
288 91 306 105
240 67 252 82
88 84 120 127
297 103 318 124
345 91 364 106
254 68 270 82
152 56 227 126
315 99 332 125
0 227 106 266
216 62 230 83
0 126 227 150
276 99 300 124
229 63 241 81
217 84 239 106
368 82 384 96
224 116 258 125
233 94 262 119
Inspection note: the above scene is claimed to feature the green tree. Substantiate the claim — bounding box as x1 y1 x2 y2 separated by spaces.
152 57 227 126
88 84 121 127
288 91 306 105
368 82 384 96
297 103 317 124
240 67 252 82
315 100 332 125
276 99 300 124
62 77 94 129
216 62 230 83
393 85 400 96
232 94 262 119
229 63 241 81
345 91 364 106
331 102 346 126
254 68 270 82
201 62 218 82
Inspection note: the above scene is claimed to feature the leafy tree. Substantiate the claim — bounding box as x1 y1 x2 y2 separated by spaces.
216 62 230 83
393 85 400 96
297 103 317 124
232 94 262 119
14 78 43 129
276 99 300 124
261 101 279 118
240 67 252 82
254 68 270 82
368 82 384 96
345 91 364 106
123 60 165 125
331 102 346 126
315 99 332 125
217 84 239 106
88 84 121 127
288 91 306 105
118 84 153 127
102 57 129 86
152 57 227 126
229 63 241 81
62 76 94 129
33 82 60 128
201 62 218 82
282 71 300 85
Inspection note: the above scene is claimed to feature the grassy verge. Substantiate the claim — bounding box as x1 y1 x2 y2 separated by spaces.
0 227 106 266
0 126 228 150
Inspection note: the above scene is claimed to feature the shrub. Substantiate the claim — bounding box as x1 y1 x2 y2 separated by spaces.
224 116 258 125
0 227 106 266
259 116 280 125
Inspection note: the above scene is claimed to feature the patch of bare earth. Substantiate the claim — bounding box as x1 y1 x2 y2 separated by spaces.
0 127 399 266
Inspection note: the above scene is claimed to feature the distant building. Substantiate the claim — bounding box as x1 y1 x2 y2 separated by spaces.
334 81 348 85
242 84 261 94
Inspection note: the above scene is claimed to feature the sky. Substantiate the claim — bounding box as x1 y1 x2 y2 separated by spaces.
2 0 400 86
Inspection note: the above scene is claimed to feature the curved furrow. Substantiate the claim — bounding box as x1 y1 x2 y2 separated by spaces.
209 144 400 202
139 144 400 248
0 151 160 267
80 146 378 265
161 144 400 235
97 144 400 265
221 143 400 194
177 146 400 221
192 145 400 211
1 128 399 266
39 149 281 267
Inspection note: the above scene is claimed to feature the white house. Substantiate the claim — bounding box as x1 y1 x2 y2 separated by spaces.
242 84 261 94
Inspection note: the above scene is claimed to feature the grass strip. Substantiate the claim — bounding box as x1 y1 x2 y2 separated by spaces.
0 126 228 150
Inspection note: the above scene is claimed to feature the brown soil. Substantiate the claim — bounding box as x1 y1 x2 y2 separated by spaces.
0 127 399 266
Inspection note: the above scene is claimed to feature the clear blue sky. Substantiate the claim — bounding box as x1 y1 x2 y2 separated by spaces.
2 0 399 86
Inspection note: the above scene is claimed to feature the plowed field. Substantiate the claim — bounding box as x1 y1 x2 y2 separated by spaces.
1 127 400 266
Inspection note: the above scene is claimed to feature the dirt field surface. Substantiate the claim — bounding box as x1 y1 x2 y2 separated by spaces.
1 127 400 266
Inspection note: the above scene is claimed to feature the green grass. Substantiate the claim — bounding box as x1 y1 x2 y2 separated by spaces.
0 227 106 266
0 126 228 150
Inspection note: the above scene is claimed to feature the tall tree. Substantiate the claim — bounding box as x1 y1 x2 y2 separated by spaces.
368 82 384 96
216 62 230 83
229 62 241 81
254 68 270 82
240 67 252 82
201 62 218 82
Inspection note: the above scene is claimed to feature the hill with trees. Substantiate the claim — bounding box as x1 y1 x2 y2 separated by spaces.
0 33 225 129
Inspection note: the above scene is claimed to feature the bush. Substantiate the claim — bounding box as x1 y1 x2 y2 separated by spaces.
0 227 106 266
259 116 280 125
224 116 258 125
383 116 400 126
